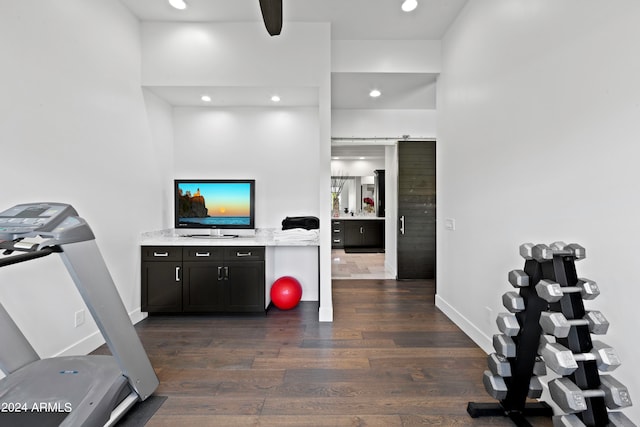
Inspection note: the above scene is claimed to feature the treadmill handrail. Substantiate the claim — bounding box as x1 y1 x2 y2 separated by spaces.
0 246 59 268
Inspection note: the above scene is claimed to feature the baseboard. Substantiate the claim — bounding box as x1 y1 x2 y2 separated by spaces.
318 304 333 322
55 307 148 357
435 294 492 354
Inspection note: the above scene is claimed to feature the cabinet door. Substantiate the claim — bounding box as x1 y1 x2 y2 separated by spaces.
183 262 226 312
362 221 384 248
226 261 265 313
344 221 364 247
141 261 182 313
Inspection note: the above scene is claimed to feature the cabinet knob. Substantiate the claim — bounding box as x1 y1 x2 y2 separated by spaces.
153 252 169 257
236 251 252 257
175 266 181 282
195 252 210 257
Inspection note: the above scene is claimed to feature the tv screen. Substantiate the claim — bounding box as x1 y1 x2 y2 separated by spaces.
174 179 255 229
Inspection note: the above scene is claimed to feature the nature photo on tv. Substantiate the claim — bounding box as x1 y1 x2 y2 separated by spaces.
175 180 255 229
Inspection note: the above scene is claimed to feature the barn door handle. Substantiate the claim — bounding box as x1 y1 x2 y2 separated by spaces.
400 215 405 235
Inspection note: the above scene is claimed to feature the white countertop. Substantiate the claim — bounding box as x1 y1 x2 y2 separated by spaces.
331 216 385 220
140 228 319 247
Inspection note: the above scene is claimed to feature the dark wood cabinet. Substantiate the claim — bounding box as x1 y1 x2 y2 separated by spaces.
141 246 183 313
141 245 265 314
343 220 384 249
331 220 344 248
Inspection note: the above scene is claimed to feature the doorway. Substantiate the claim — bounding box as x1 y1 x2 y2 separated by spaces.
330 141 436 281
330 144 391 279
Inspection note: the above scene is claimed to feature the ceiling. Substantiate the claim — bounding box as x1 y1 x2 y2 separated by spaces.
121 0 466 110
119 0 467 41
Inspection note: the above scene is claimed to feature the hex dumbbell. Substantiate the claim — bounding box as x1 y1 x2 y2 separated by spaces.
535 279 600 303
508 269 529 287
483 370 508 400
540 341 621 376
520 242 585 262
493 334 515 358
552 413 637 427
549 376 632 413
487 353 546 378
496 312 520 336
539 310 609 337
482 370 544 400
502 291 525 312
607 412 638 427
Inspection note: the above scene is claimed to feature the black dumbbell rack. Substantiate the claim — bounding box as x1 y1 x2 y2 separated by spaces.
468 242 635 426
538 246 634 426
467 245 555 426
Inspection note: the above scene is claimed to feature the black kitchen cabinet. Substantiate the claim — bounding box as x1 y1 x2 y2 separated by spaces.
141 245 265 314
331 220 344 248
343 220 384 250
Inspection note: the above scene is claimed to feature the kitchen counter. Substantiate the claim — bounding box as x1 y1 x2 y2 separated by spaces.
332 216 384 220
140 228 319 247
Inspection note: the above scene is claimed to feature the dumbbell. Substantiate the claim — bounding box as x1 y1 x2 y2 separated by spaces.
487 353 547 378
535 279 600 303
508 269 530 287
553 412 637 427
549 376 632 413
483 370 545 400
540 341 621 376
539 310 609 337
496 312 520 336
483 370 508 400
520 242 586 262
502 291 525 312
493 334 515 358
555 412 638 427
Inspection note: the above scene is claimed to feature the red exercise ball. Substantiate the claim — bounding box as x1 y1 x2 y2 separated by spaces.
270 276 302 310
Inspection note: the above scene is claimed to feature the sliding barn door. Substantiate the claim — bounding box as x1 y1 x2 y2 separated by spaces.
397 141 436 279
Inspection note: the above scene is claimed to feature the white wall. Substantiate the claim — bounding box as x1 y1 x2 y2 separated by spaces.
437 1 640 421
0 1 165 357
173 107 320 227
332 40 440 73
141 22 329 87
333 109 436 139
142 89 175 229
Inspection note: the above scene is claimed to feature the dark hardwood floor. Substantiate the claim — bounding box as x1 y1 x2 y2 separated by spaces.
102 279 552 426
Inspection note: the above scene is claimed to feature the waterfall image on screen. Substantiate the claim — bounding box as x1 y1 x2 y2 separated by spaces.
175 180 254 228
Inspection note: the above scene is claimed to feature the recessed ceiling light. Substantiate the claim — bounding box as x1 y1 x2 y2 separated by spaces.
359 157 366 160
369 89 381 98
168 0 187 10
271 95 281 102
401 0 418 12
201 95 211 102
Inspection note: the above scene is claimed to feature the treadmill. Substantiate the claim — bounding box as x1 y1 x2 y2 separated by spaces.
0 203 159 426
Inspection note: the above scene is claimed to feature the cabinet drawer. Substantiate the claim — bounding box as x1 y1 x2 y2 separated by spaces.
224 246 265 261
183 246 224 261
141 246 182 261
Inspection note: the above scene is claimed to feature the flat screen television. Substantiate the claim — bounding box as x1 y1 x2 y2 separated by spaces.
174 179 255 230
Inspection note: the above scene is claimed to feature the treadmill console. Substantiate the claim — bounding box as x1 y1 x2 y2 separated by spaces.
0 203 94 246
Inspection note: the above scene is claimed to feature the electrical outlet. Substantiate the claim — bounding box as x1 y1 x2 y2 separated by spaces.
74 309 85 328
444 218 456 231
